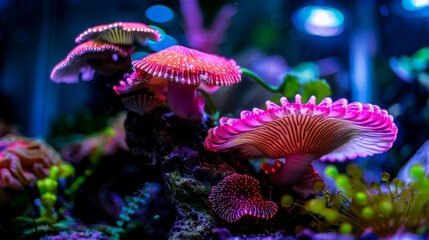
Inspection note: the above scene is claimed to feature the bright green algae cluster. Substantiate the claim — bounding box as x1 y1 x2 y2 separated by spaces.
282 164 429 238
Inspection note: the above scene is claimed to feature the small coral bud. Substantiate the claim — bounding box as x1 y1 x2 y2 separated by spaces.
281 194 293 208
325 165 339 179
322 208 338 222
340 222 352 234
313 180 325 191
379 201 393 216
370 182 381 192
308 198 325 214
48 166 60 179
335 174 350 190
274 160 284 169
58 163 75 178
392 178 404 188
260 163 272 174
346 164 362 178
37 178 58 194
410 164 425 180
104 127 115 137
361 206 374 219
355 191 368 205
41 192 57 208
380 172 390 181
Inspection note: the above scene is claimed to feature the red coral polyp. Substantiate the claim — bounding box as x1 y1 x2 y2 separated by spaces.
209 174 278 222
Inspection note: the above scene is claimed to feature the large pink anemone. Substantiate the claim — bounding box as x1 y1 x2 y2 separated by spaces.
75 22 161 46
50 40 131 83
204 95 398 189
132 45 242 120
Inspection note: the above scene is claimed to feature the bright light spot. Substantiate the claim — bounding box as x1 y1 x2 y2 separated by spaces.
308 9 342 27
292 6 345 37
145 5 174 24
402 0 429 11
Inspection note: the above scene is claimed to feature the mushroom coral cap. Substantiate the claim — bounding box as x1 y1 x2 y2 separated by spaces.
50 40 129 83
75 22 161 45
204 95 398 162
209 174 278 222
132 45 242 86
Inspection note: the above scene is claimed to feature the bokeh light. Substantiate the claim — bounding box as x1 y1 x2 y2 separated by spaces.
402 0 429 11
292 6 345 37
145 5 174 24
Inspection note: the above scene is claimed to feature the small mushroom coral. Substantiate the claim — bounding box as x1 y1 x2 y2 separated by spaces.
113 71 167 114
0 135 62 189
132 45 242 120
50 40 131 83
204 95 398 190
75 22 161 46
209 174 278 222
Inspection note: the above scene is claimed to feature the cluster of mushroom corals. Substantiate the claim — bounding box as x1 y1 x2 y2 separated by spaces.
205 94 398 222
50 22 399 228
0 134 63 189
51 22 161 83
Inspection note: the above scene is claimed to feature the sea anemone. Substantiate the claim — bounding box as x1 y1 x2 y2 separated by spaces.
208 174 278 222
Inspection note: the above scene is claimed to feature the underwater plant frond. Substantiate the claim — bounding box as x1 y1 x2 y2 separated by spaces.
107 182 152 239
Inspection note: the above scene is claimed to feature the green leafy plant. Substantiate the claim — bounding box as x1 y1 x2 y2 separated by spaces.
241 68 331 103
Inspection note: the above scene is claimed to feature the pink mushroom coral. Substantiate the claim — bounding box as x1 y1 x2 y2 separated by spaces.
0 134 62 189
132 45 242 120
113 71 167 114
204 95 398 189
50 40 131 83
75 22 161 46
209 174 278 222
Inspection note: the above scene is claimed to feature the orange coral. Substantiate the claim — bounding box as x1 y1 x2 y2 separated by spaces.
0 134 62 189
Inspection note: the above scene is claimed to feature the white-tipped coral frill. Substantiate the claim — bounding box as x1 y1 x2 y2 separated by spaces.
75 22 161 46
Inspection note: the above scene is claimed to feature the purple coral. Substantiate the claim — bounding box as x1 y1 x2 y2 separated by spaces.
205 94 398 189
180 0 237 54
209 174 278 222
41 230 109 240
